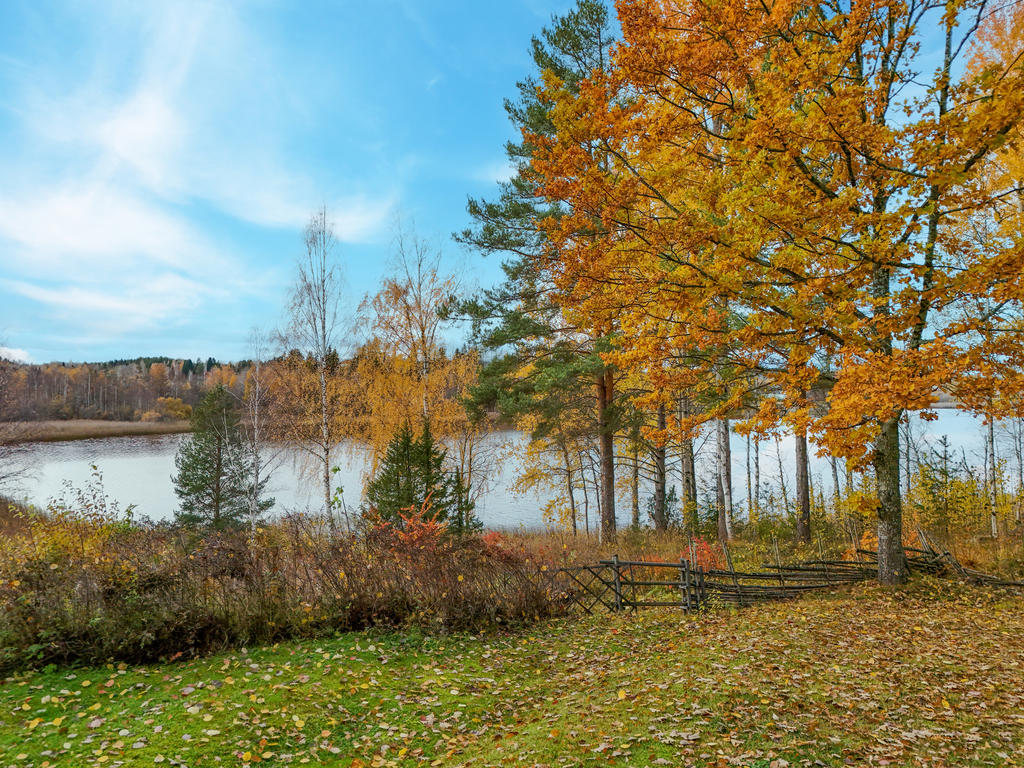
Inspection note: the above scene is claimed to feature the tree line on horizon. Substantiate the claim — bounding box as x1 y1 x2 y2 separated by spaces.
0 355 242 422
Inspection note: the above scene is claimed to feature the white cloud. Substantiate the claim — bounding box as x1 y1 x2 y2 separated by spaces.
0 347 31 364
0 0 402 357
474 159 516 184
10 1 395 237
0 184 201 272
328 196 397 242
5 273 207 332
95 91 185 193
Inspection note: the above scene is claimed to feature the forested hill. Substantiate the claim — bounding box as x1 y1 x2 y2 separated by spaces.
0 356 246 422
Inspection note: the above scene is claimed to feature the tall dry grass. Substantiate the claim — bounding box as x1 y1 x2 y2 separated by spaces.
0 508 555 672
3 420 190 443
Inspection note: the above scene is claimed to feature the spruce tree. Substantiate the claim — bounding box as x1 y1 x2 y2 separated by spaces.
173 385 273 530
365 421 478 533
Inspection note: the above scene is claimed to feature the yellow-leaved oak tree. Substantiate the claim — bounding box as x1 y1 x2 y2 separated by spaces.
529 0 1024 583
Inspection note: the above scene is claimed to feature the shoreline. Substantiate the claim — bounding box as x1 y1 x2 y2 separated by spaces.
3 420 192 444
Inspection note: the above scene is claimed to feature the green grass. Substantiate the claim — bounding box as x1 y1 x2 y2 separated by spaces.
2 581 1022 767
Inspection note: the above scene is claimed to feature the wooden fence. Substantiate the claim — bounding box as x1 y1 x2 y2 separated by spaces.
550 557 706 614
546 554 875 614
545 534 1023 614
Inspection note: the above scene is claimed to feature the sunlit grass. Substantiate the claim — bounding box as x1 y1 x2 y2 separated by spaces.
2 581 1021 767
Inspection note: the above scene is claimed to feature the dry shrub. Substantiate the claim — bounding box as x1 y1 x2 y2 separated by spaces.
0 505 557 672
499 528 733 569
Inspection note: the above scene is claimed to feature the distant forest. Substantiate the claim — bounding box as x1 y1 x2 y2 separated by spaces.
0 356 248 421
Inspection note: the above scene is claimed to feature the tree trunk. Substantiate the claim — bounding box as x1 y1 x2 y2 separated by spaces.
652 403 667 530
319 365 335 532
578 450 590 535
988 417 999 538
631 440 640 528
901 420 910 498
795 428 811 544
745 431 753 524
562 442 577 535
830 455 840 509
323 449 332 530
753 435 760 522
716 418 733 541
874 417 908 584
214 438 222 528
597 370 616 540
775 437 790 515
679 398 698 534
1012 418 1023 523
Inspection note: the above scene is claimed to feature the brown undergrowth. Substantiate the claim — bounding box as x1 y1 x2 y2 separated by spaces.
0 508 552 672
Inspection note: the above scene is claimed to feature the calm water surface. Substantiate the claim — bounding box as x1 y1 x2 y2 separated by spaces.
10 411 991 528
11 432 560 529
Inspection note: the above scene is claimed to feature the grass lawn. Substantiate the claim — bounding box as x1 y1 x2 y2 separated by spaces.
2 581 1021 767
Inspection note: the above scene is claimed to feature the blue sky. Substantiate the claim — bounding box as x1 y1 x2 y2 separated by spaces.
0 0 575 363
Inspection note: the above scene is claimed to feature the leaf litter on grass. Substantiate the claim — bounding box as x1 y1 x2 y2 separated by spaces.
1 580 1022 767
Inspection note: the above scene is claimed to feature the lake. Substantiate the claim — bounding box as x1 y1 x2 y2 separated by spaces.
9 432 563 529
8 411 996 529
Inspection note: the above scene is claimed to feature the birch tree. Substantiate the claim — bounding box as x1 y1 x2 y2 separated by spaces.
241 328 280 535
283 207 347 529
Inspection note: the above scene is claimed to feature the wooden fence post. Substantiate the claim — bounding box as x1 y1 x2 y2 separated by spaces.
612 554 623 612
818 536 832 585
722 539 743 607
680 557 689 611
773 535 785 588
697 563 705 608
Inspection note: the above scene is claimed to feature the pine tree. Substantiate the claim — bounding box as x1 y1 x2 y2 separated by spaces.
173 385 273 530
455 0 621 539
365 421 478 532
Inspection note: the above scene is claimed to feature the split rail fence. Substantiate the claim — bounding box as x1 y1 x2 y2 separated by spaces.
545 531 1024 615
547 555 873 614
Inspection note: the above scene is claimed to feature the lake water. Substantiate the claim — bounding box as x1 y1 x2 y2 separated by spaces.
8 410 995 529
9 432 562 530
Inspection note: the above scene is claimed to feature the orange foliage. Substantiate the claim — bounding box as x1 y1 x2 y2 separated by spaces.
527 0 1024 574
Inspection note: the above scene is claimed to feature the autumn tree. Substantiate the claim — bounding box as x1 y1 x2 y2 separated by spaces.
148 362 169 397
353 225 489 518
530 0 1024 583
361 225 459 419
0 351 30 491
279 207 349 528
